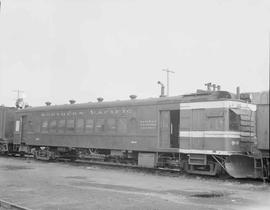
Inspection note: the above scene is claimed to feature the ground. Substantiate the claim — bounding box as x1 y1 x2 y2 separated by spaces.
0 157 269 210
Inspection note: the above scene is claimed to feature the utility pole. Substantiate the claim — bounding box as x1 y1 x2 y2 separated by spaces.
13 89 24 100
162 68 175 96
13 90 25 108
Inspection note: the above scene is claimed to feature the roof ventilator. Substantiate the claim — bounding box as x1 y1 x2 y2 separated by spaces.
129 95 137 100
97 97 104 102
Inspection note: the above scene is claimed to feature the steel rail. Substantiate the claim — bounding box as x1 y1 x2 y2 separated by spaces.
0 199 32 210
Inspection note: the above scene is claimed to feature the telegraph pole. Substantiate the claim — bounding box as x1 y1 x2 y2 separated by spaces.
13 90 24 100
13 90 24 108
162 68 175 96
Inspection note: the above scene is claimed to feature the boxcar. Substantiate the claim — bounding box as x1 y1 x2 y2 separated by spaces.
0 106 15 153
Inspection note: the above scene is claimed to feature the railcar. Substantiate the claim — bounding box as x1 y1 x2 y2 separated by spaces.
0 106 15 153
10 89 269 179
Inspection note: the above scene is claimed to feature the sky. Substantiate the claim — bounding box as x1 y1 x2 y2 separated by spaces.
0 0 269 107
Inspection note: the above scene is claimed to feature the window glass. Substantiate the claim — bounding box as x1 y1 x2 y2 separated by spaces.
41 120 48 133
57 119 65 133
117 118 127 133
207 117 224 130
85 119 94 133
66 119 75 132
95 118 105 132
15 120 20 132
49 120 57 133
26 120 34 133
33 119 40 133
76 118 84 132
128 117 137 133
107 118 116 132
229 110 240 131
161 111 170 128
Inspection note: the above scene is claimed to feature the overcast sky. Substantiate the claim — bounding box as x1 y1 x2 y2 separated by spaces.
0 0 269 107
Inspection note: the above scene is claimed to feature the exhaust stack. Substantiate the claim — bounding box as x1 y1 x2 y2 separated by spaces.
236 87 240 99
157 81 165 97
205 82 212 91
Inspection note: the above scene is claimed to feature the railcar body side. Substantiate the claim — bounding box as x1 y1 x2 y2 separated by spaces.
10 91 269 179
14 104 161 152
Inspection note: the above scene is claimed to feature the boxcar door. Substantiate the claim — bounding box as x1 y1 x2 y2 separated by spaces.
191 109 205 150
159 111 170 148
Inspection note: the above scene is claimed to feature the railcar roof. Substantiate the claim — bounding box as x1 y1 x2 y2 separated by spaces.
16 91 235 113
17 95 185 112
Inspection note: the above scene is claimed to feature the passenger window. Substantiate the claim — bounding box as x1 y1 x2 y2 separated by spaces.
128 117 137 133
33 119 40 133
85 119 94 133
49 120 57 133
95 118 105 132
66 119 75 132
117 118 127 133
41 120 48 133
57 119 65 133
76 118 84 133
229 110 240 131
26 120 34 133
107 118 116 132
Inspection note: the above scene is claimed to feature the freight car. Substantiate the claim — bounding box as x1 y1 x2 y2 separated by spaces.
0 106 15 153
1 87 269 180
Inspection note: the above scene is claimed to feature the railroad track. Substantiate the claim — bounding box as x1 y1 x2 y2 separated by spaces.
1 154 266 183
0 199 31 210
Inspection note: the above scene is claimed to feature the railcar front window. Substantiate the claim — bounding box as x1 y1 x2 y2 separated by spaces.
229 110 240 131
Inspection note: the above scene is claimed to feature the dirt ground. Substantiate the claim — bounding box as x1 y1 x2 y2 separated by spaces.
0 157 269 210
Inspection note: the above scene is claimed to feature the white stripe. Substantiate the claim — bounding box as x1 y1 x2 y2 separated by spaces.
179 131 241 138
179 149 242 155
180 100 256 111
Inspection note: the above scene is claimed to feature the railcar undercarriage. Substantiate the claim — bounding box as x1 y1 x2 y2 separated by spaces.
4 144 269 181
